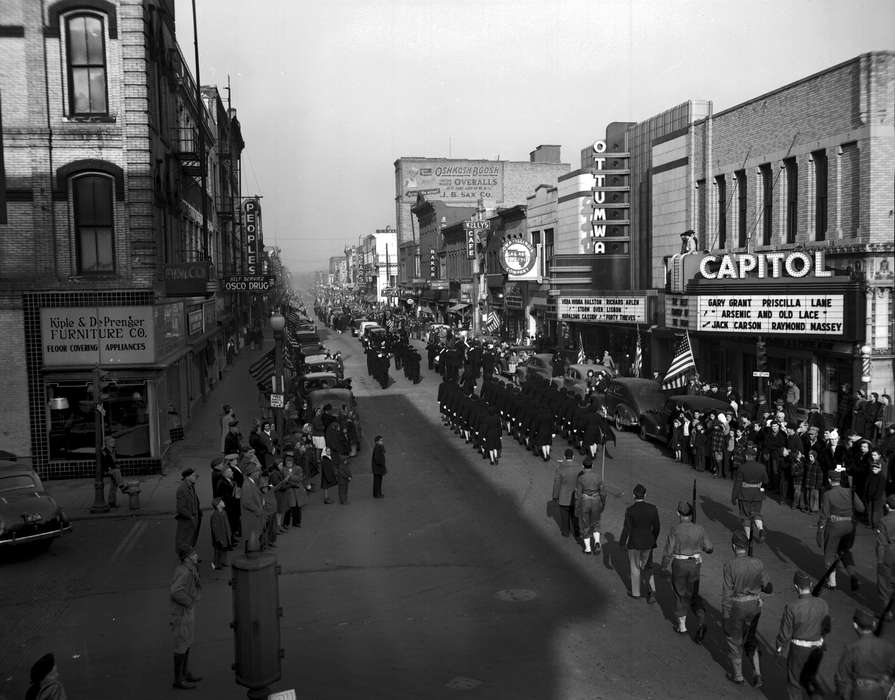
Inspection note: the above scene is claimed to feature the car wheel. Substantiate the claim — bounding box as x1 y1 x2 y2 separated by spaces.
638 422 648 441
614 408 625 429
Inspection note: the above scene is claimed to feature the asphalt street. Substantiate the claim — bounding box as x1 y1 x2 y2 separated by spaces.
0 322 891 700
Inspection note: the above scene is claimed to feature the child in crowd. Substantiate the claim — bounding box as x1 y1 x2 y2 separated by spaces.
670 417 683 462
210 496 233 570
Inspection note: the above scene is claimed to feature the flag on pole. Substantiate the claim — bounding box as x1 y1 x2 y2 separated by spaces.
633 330 642 378
661 331 695 390
577 331 586 365
483 310 500 333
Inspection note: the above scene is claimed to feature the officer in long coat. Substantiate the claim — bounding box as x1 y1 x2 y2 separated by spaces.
170 547 202 689
239 465 265 548
876 495 895 621
174 468 202 555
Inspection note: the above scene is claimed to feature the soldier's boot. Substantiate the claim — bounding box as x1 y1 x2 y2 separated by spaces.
583 536 592 554
754 518 765 543
675 616 687 633
726 658 745 685
743 524 751 541
592 532 601 553
751 650 763 687
173 654 196 690
183 649 202 683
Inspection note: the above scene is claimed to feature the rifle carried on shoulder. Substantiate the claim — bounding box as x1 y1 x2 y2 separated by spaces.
811 554 842 597
875 594 894 637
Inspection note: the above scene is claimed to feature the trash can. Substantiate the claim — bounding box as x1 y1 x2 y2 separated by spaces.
126 480 141 510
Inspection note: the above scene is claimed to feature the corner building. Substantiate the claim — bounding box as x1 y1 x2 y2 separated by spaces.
0 0 249 477
661 52 894 409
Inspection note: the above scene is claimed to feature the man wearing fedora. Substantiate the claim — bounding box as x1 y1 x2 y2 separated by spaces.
174 469 201 556
662 500 713 641
170 547 202 689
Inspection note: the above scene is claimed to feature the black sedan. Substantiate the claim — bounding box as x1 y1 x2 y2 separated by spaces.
599 378 668 430
639 394 733 443
0 463 72 550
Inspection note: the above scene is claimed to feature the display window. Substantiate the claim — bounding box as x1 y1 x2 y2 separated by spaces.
46 379 151 459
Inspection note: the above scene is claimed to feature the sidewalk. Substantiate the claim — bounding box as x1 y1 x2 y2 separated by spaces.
50 334 276 521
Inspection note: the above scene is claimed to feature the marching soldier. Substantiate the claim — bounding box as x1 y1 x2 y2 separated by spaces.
732 443 768 547
661 501 713 642
818 468 866 591
834 608 895 700
575 457 605 555
775 570 831 699
875 494 895 621
721 529 773 687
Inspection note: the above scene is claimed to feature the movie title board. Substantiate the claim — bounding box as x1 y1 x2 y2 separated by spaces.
557 296 646 323
696 295 844 335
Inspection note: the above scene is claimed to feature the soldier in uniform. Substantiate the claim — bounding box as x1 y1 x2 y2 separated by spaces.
661 501 713 642
722 529 773 687
732 443 768 546
835 608 895 700
775 570 831 698
875 494 895 621
818 468 866 591
575 457 605 555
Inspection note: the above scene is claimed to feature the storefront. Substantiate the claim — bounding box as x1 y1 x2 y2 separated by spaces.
25 291 220 478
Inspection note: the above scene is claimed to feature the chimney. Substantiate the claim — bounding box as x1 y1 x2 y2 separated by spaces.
530 145 561 164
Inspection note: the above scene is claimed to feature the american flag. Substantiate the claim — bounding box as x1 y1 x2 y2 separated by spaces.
577 331 585 364
662 332 695 390
633 331 642 378
483 310 500 333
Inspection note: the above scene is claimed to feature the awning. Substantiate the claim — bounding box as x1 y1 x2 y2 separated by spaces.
448 303 470 313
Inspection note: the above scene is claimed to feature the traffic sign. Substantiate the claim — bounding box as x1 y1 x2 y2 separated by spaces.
752 371 770 378
269 393 284 408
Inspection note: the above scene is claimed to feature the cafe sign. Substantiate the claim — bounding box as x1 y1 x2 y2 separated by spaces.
41 306 156 366
696 294 844 335
557 295 647 323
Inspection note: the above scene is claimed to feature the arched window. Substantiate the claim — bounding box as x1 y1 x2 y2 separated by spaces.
65 13 108 116
72 174 115 273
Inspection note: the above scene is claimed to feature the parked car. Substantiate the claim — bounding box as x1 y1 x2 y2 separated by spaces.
302 355 343 379
357 321 381 340
295 372 350 399
639 394 733 443
351 317 369 337
550 363 617 400
0 458 72 550
307 388 362 455
599 378 669 430
515 353 555 384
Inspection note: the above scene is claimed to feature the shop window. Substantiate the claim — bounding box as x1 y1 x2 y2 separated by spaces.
784 157 798 244
47 380 150 460
65 13 108 116
735 170 747 248
760 163 773 245
715 174 727 249
813 150 828 241
73 174 115 273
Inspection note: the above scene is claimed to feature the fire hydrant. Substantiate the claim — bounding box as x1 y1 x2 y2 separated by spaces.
126 480 141 510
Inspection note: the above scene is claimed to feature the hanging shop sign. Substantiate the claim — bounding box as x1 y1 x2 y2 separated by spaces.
163 261 210 296
187 304 204 336
244 198 261 275
695 294 844 334
699 250 832 280
221 275 274 292
40 306 156 366
465 219 488 260
557 295 647 323
499 238 538 278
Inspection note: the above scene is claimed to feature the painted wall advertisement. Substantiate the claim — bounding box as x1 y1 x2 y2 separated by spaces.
695 295 844 335
557 296 646 323
402 161 505 202
41 307 156 366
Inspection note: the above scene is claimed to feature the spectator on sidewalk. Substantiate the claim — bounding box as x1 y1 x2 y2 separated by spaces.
372 435 387 499
215 459 241 539
219 405 236 453
174 468 202 556
240 464 264 547
25 653 67 700
336 453 352 505
170 547 202 689
209 497 232 571
101 436 124 509
223 419 243 456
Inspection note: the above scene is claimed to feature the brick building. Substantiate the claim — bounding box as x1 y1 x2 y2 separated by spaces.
0 0 251 477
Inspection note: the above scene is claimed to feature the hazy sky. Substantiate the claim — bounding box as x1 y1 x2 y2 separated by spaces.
174 0 894 276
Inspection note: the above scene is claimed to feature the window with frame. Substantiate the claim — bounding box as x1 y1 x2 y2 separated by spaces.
65 13 108 116
735 170 747 248
760 163 773 245
784 157 798 244
813 150 828 241
73 174 115 273
715 174 727 249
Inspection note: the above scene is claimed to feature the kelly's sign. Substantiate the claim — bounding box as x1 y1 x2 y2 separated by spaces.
696 295 844 335
40 307 156 366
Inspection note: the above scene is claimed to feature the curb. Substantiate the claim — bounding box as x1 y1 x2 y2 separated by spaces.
67 508 175 522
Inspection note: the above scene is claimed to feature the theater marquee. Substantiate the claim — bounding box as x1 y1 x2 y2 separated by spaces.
696 295 844 335
557 296 646 323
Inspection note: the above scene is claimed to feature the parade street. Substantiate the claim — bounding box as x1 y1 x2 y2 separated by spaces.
0 324 889 700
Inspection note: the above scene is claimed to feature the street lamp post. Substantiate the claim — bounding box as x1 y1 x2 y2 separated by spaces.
89 366 110 514
269 312 286 440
